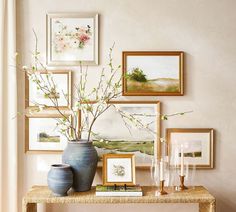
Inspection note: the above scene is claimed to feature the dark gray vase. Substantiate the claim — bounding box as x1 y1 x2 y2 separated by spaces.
47 164 73 196
62 140 98 192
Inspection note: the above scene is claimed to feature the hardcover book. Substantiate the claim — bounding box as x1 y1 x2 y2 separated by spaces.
95 185 143 197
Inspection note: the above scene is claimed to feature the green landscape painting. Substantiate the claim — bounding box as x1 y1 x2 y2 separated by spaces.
85 102 160 166
37 132 60 143
127 67 180 93
124 54 182 94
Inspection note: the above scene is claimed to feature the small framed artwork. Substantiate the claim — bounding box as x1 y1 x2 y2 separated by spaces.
103 154 136 186
25 114 71 153
25 70 72 109
80 101 161 168
166 128 214 169
47 13 99 66
122 51 184 96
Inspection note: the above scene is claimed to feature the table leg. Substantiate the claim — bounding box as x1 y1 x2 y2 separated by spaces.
22 203 37 212
199 201 216 212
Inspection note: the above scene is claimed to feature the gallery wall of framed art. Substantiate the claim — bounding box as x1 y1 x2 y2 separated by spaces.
24 11 214 173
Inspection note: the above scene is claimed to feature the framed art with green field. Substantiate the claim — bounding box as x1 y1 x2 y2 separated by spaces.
25 114 72 153
166 128 214 169
122 51 184 96
79 101 161 168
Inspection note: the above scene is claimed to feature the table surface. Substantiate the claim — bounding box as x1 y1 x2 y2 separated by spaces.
23 186 215 204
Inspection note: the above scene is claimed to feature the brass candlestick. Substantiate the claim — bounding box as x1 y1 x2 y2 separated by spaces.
159 180 168 195
179 175 188 191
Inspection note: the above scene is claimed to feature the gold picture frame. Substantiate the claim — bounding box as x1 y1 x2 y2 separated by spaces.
79 100 161 169
122 51 184 96
47 13 99 66
25 70 72 110
103 154 136 186
166 128 214 169
25 113 72 153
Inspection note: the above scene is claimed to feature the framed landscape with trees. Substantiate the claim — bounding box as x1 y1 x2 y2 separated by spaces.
122 51 184 96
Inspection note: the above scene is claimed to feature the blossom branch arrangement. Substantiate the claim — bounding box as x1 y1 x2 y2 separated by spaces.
21 32 192 143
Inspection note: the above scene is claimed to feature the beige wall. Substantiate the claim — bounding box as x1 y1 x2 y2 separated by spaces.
17 0 236 211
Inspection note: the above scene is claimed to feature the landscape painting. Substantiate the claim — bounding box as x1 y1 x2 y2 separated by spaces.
122 52 184 96
25 115 69 152
166 128 214 169
81 101 161 167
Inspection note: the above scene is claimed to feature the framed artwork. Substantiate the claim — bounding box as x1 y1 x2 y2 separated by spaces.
122 51 184 96
103 154 136 186
166 128 214 169
25 114 71 153
47 13 99 66
80 101 161 168
25 70 72 109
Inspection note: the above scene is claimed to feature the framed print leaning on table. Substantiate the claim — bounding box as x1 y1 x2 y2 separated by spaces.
103 154 136 186
47 13 99 66
80 101 161 168
166 128 214 169
122 51 184 96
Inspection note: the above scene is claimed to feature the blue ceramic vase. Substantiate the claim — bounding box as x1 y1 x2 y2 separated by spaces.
47 164 73 196
62 140 98 192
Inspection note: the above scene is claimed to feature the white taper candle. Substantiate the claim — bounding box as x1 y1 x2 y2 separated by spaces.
160 159 164 181
180 146 184 176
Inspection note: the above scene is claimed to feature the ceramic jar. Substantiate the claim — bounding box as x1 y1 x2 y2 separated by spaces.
62 140 98 192
47 164 73 196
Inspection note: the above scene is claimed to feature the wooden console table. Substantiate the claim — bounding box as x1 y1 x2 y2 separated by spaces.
22 186 216 212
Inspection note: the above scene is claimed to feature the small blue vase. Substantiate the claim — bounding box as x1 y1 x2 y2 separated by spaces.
47 164 73 196
62 140 98 192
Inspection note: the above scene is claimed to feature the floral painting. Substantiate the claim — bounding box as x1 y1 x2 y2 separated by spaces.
47 13 98 66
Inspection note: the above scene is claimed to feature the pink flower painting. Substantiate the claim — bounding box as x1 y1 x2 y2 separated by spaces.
53 20 92 53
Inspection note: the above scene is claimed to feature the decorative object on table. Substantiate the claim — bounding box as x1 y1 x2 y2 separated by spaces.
81 101 161 168
95 184 142 196
179 175 188 191
122 51 184 96
62 140 98 192
25 114 71 152
166 128 214 169
178 145 188 190
47 13 99 66
150 158 169 196
47 164 73 196
102 154 136 186
25 70 72 109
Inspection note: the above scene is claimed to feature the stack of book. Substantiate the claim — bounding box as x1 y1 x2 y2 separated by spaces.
95 185 143 197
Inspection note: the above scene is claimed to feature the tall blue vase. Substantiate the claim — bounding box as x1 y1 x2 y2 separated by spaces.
62 140 98 192
47 164 73 196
